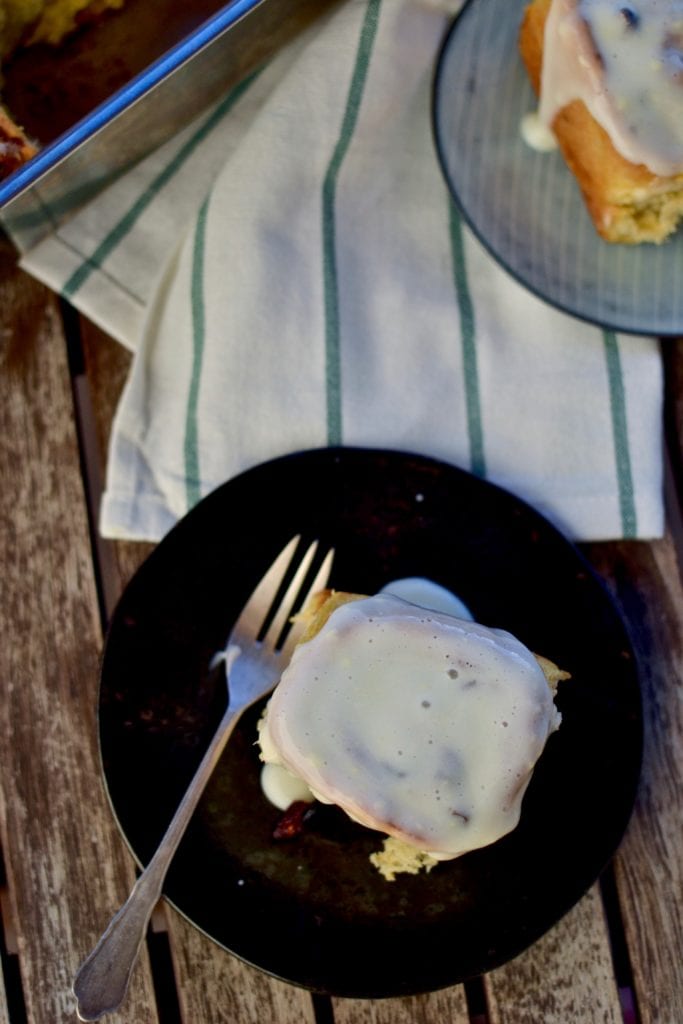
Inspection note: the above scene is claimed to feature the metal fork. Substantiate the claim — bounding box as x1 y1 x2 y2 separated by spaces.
73 536 334 1021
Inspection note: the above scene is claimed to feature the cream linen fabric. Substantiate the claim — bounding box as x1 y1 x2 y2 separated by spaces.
8 0 663 542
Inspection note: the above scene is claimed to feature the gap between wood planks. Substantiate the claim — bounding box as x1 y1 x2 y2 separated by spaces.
59 298 121 626
662 340 683 588
599 865 641 1024
0 847 27 1023
60 302 644 1024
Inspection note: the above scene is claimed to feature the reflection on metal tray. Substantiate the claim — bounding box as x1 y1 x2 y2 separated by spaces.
0 0 340 248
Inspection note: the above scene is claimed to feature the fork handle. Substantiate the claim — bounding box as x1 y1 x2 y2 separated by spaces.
73 695 240 1021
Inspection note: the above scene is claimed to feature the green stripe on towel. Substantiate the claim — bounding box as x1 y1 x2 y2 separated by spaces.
448 202 486 477
321 0 382 445
603 330 637 537
62 70 261 299
184 195 210 510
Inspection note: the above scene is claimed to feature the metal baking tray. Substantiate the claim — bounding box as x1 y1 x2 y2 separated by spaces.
0 0 339 247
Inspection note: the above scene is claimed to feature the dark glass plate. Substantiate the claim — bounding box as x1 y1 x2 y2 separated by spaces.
99 447 641 997
432 0 683 336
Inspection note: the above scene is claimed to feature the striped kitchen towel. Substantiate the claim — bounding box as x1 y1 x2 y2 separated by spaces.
9 0 663 542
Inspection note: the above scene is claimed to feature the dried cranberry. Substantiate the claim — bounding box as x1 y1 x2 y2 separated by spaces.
620 6 639 29
273 800 316 840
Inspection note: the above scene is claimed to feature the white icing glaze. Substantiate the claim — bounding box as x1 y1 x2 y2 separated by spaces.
258 578 472 811
260 594 561 859
260 762 315 810
538 0 683 175
379 577 474 620
520 111 560 151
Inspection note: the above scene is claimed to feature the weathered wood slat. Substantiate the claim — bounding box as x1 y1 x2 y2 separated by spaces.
80 319 317 1023
0 238 160 1021
586 534 683 1024
0 879 17 1023
0 961 9 1024
165 911 317 1024
333 987 469 1024
484 885 622 1023
73 316 156 608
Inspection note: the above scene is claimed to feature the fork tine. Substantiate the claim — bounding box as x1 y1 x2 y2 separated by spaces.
279 546 335 663
231 535 300 641
261 539 319 649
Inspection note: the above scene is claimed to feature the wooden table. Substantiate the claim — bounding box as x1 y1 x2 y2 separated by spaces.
1 229 681 1023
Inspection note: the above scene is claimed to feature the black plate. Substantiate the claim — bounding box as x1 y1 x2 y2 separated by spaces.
432 0 683 336
99 447 642 997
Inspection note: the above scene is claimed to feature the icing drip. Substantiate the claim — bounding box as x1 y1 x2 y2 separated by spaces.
539 0 683 175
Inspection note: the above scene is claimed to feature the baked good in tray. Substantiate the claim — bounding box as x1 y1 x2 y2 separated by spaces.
0 0 123 52
0 0 124 179
519 0 683 244
0 101 36 176
258 589 567 880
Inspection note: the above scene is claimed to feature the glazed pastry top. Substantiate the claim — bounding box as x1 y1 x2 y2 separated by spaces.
259 594 561 858
539 0 683 175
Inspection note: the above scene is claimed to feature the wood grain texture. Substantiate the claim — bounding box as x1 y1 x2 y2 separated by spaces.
0 238 160 1022
484 885 622 1024
586 534 683 1024
0 876 18 1021
77 317 155 613
332 987 469 1024
78 319 131 480
79 318 318 1022
0 962 9 1024
165 909 317 1024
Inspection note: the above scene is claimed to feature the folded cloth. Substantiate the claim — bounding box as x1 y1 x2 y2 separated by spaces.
8 0 663 542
